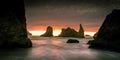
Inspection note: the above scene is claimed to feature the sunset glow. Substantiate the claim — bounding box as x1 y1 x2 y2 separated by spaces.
29 30 62 36
29 30 96 36
84 32 96 36
29 31 45 36
53 30 62 36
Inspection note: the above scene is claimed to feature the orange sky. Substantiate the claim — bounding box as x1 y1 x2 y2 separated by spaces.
27 25 98 36
27 25 99 32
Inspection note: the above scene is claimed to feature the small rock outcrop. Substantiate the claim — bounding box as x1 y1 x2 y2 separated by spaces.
59 27 78 37
40 26 53 37
0 0 32 48
67 39 79 43
78 24 85 38
88 9 120 52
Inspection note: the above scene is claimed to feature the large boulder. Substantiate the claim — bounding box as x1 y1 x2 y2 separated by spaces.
0 0 32 48
40 26 53 37
88 9 120 52
59 27 78 37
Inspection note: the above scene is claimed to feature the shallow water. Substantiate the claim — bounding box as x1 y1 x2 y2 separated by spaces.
0 37 120 60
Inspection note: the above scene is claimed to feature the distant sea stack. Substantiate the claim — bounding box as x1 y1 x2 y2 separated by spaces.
59 27 78 37
78 24 85 38
88 9 120 52
0 0 32 48
59 24 84 38
40 26 53 37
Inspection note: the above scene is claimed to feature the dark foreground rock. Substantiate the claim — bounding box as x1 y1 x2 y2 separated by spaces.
0 0 32 48
67 39 79 43
88 9 120 52
40 26 53 37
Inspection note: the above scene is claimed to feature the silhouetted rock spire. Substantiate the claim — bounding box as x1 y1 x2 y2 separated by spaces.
88 9 120 52
78 24 84 38
0 0 32 48
40 26 53 37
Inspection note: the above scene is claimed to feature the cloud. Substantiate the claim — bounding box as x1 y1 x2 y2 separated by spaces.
25 0 120 32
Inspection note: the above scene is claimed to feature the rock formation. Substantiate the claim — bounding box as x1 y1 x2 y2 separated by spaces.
88 9 120 52
59 24 85 38
67 39 79 43
59 27 78 37
40 26 53 37
93 32 98 39
0 0 32 48
78 24 85 38
27 31 32 38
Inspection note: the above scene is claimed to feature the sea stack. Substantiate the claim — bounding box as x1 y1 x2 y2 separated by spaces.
59 27 78 37
59 24 85 38
78 24 84 38
40 26 53 37
0 0 32 48
88 9 120 52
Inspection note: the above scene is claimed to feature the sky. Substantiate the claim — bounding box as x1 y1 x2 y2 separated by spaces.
24 0 120 36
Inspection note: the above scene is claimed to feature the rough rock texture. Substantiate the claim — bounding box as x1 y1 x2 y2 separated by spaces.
67 39 79 43
40 26 53 37
59 27 78 37
78 24 84 38
0 0 32 48
88 9 120 52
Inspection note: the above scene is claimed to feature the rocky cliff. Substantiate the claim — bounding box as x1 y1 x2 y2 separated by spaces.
40 26 53 37
0 0 32 48
88 9 120 52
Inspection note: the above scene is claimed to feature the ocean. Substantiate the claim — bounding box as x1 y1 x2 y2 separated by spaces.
0 37 120 60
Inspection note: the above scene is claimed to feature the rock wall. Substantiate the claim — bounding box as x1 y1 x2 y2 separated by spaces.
0 0 32 48
88 9 120 52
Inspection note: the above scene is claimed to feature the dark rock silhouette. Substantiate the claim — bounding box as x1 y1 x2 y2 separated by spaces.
59 24 85 38
93 32 98 39
59 27 78 37
27 31 32 37
67 39 79 43
40 26 53 37
0 0 32 48
78 24 85 38
88 9 120 52
27 31 32 36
